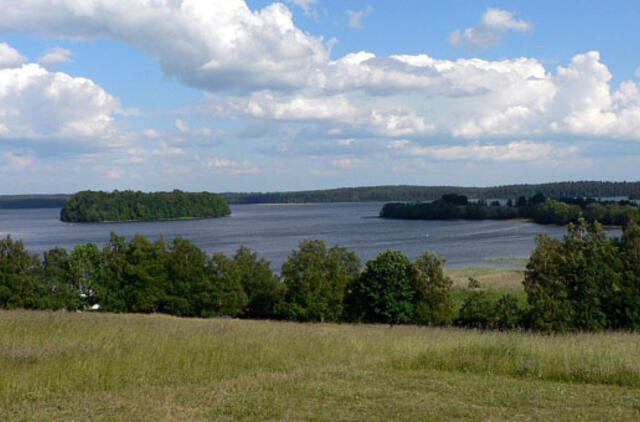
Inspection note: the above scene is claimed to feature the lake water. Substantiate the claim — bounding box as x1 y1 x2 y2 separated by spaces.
0 203 619 270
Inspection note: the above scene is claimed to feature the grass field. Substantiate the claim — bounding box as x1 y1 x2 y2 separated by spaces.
445 266 528 309
445 266 525 292
1 306 640 421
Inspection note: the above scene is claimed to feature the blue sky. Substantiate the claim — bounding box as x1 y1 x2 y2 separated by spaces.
0 0 639 194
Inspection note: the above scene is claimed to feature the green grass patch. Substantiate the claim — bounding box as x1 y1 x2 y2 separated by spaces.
445 266 525 292
1 310 640 420
483 256 529 267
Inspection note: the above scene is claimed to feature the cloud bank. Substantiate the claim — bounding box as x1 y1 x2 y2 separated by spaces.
0 1 638 191
1 1 635 143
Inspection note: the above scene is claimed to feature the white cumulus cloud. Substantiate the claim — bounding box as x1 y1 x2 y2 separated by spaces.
0 43 26 68
0 0 638 177
37 47 72 68
449 8 532 51
212 50 640 141
0 0 329 92
0 50 120 142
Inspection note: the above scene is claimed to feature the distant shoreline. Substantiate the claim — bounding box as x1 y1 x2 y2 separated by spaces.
77 215 232 224
2 181 640 209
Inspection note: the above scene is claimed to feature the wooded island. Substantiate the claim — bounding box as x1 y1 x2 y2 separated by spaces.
60 190 231 223
380 193 640 226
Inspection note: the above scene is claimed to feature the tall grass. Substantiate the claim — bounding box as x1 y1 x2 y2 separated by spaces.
1 310 639 410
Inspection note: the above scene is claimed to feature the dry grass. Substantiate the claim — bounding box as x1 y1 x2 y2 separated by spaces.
1 310 639 421
446 266 525 291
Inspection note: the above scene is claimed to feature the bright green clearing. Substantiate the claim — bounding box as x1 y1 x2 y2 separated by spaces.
1 307 639 421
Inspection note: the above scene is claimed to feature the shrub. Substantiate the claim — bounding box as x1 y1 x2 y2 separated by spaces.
491 294 522 330
456 279 495 329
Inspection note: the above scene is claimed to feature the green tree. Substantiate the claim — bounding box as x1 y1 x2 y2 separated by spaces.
491 294 522 330
206 253 248 317
456 278 495 329
163 237 209 317
97 232 129 311
122 235 168 313
524 234 576 332
524 219 620 331
280 240 360 322
412 251 455 325
0 235 42 309
41 247 79 310
345 250 417 325
68 243 101 302
610 221 640 328
233 246 283 319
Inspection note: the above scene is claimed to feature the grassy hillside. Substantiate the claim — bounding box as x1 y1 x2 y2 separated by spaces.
1 309 639 421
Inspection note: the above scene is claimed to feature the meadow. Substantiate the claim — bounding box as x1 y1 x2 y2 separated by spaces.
1 306 639 421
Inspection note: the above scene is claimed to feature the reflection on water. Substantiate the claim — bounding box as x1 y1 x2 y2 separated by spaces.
0 203 620 270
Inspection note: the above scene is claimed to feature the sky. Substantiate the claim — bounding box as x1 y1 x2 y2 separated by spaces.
0 0 639 194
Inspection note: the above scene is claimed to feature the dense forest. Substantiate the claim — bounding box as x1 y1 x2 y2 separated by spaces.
0 195 68 209
60 190 231 223
381 193 640 226
221 181 640 204
1 218 640 331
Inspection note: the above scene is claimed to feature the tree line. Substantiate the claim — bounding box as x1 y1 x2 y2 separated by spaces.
2 181 639 210
381 193 640 226
2 219 640 331
221 181 640 204
60 190 231 223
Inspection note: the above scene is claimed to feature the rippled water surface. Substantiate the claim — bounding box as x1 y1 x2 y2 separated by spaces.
0 203 618 270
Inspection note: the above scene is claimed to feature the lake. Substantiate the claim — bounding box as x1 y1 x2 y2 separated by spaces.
0 203 617 270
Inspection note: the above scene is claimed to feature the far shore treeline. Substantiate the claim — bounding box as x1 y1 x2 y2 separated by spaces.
60 190 231 223
381 193 640 226
221 181 640 204
1 218 640 331
2 181 640 210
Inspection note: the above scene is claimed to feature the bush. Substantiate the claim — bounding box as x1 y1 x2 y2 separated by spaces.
492 294 522 330
455 279 495 329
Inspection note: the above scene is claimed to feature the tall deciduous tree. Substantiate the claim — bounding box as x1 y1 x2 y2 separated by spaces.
413 251 455 325
345 250 417 325
234 246 283 319
280 240 360 322
0 235 41 309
